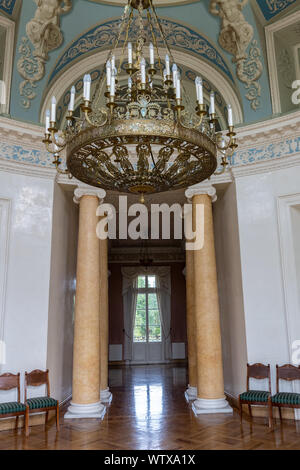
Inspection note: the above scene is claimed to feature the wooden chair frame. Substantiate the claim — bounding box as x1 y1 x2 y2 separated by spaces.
25 369 59 432
0 372 29 436
239 363 271 425
268 364 300 429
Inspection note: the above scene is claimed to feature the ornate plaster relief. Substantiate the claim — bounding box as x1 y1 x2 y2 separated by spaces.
210 0 263 110
17 0 72 109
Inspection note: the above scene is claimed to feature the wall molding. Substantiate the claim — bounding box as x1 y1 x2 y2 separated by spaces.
0 198 11 351
0 15 15 115
265 10 300 115
277 192 300 418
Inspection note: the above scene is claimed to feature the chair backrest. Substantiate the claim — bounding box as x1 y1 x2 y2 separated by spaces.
247 363 271 392
24 369 50 401
276 364 300 393
0 373 21 401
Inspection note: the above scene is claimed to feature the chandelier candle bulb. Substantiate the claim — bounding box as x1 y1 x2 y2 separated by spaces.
128 42 133 65
51 96 56 123
210 92 215 115
83 74 91 101
227 104 233 127
195 77 203 104
149 43 154 66
111 55 115 72
165 54 170 76
175 72 181 100
106 60 112 87
172 64 178 88
110 72 116 97
45 110 50 134
68 86 76 112
140 58 146 85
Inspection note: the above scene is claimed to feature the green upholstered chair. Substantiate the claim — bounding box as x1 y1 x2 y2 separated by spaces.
0 372 29 436
239 363 271 424
268 364 300 429
25 369 59 433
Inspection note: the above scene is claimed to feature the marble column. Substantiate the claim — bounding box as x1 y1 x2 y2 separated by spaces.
65 187 106 419
184 247 197 401
185 183 232 415
99 234 112 404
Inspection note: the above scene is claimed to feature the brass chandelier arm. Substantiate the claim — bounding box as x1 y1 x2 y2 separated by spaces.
92 2 134 108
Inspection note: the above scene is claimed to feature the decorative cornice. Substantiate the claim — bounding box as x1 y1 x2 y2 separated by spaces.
0 159 56 179
235 111 300 146
185 182 217 202
0 116 45 147
73 186 106 204
231 153 300 178
1 111 300 183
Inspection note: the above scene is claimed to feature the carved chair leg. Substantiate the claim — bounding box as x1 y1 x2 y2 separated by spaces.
15 415 19 431
278 406 282 423
56 403 60 432
239 397 243 424
24 407 29 437
45 411 49 425
248 404 252 420
268 397 273 429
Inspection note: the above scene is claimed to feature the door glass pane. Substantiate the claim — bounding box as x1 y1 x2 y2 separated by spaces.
147 275 156 288
148 325 162 342
138 276 146 288
134 293 146 342
148 292 161 342
148 293 158 309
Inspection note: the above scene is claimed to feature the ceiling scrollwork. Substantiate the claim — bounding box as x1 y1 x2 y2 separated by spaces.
210 0 263 110
17 0 72 109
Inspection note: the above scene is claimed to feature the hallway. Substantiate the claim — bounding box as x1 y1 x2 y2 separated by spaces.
1 365 300 450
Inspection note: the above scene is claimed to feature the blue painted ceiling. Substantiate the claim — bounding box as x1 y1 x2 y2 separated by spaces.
0 0 17 16
256 0 298 21
2 0 281 126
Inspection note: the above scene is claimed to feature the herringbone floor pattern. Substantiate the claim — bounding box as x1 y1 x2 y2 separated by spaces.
1 364 300 450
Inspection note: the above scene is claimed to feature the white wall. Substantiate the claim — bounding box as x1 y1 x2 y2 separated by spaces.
0 170 54 402
235 164 300 393
47 184 78 403
214 182 248 397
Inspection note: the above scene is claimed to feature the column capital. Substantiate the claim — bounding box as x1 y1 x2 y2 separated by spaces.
73 185 106 205
185 182 217 203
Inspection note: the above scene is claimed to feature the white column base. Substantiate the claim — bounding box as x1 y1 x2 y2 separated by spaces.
185 385 197 401
64 401 106 419
192 397 233 415
100 388 113 405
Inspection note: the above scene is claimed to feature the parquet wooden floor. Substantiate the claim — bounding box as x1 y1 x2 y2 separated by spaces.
1 364 300 450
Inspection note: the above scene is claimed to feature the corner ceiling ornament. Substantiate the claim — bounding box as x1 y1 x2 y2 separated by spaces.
210 0 263 110
17 0 72 108
42 0 238 200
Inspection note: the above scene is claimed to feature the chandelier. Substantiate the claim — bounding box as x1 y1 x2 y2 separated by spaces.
43 0 238 200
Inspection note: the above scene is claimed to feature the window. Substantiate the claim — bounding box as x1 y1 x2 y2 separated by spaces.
133 275 162 343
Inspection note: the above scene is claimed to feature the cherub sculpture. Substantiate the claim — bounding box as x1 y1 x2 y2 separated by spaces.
209 0 253 62
26 0 72 60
